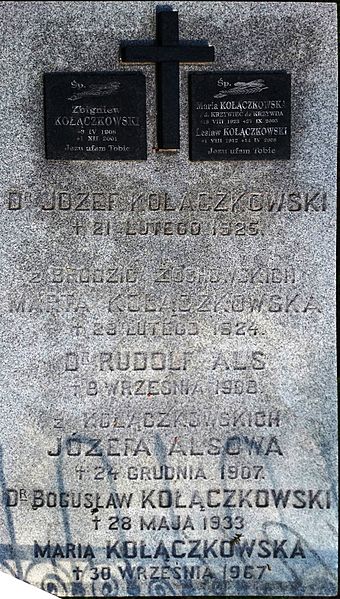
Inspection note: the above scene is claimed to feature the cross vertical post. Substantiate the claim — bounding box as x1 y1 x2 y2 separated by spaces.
156 10 180 150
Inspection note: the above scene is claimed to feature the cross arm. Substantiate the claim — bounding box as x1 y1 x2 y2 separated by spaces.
120 45 215 63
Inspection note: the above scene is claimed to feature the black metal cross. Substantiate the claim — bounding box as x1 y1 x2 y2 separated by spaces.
120 8 214 151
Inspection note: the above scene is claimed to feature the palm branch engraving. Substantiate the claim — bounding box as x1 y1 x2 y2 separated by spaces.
214 79 268 98
67 81 121 100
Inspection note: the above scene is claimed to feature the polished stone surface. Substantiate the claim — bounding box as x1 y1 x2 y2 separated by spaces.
189 71 291 160
44 72 147 160
0 2 337 596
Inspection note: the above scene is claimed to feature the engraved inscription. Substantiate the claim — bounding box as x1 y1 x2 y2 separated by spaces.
0 3 337 596
44 73 147 160
190 72 291 161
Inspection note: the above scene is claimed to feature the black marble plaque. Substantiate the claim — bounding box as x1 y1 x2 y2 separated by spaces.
189 71 291 161
44 72 147 160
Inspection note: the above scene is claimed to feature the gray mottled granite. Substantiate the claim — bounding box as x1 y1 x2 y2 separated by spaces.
0 2 337 596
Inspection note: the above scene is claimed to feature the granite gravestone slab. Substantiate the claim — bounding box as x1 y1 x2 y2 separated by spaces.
0 2 337 598
189 71 291 160
44 72 147 160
